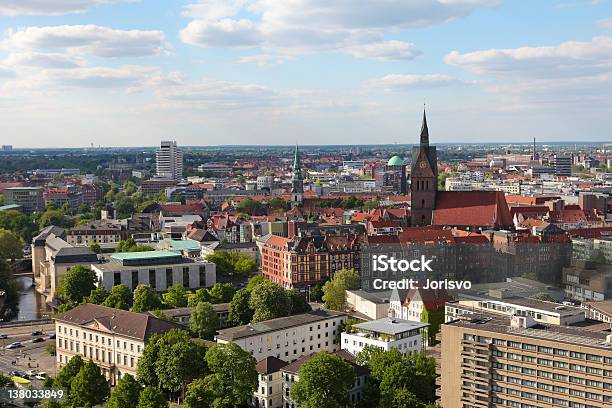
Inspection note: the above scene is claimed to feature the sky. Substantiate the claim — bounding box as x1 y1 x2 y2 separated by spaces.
0 0 611 148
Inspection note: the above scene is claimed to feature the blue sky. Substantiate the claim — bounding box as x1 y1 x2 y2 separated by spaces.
0 0 611 147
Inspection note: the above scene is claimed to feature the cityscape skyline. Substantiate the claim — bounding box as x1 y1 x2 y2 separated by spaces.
0 1 611 147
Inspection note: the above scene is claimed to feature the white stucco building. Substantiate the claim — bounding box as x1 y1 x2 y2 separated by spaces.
341 317 428 356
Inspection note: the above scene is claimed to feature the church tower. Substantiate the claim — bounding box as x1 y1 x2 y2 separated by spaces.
291 144 304 208
410 109 438 226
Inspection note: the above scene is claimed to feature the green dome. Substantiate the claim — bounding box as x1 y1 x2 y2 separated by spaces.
387 155 404 166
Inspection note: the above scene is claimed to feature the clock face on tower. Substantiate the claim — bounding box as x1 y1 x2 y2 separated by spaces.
419 161 428 169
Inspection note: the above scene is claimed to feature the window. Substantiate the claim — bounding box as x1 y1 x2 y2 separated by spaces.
199 266 207 287
131 270 139 289
166 269 173 288
183 267 190 288
149 270 156 288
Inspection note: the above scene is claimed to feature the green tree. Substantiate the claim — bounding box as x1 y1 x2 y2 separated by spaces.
249 280 291 323
188 288 212 307
420 307 444 346
131 284 163 312
245 275 265 291
136 386 168 408
532 292 555 302
322 269 360 311
184 377 217 408
163 282 188 308
208 283 236 304
83 286 108 305
38 209 74 230
228 288 253 325
107 374 141 408
233 256 257 275
0 373 12 387
391 388 426 408
70 359 110 407
190 301 220 340
57 265 97 305
291 352 355 408
356 346 402 381
286 288 312 314
0 228 23 259
203 343 258 407
378 352 437 406
103 284 133 310
0 210 37 242
88 240 101 254
137 329 208 397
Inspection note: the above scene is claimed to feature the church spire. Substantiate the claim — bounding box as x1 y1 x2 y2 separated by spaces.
420 108 429 146
293 143 302 174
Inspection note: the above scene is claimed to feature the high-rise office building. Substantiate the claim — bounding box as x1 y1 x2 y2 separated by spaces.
554 154 572 177
440 314 612 408
155 141 183 180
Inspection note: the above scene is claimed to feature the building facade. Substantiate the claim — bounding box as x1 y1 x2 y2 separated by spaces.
155 140 183 180
90 250 216 292
215 311 347 363
341 317 428 356
3 187 44 214
55 303 182 385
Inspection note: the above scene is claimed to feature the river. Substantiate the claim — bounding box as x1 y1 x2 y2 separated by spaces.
11 276 52 322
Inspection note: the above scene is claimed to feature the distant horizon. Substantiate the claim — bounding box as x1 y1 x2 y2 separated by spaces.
1 2 612 145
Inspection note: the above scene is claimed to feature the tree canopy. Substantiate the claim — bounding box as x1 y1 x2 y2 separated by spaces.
57 265 98 305
190 301 219 340
131 284 164 312
249 280 292 323
322 269 360 311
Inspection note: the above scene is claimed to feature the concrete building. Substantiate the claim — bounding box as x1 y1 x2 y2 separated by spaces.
90 250 216 292
440 314 612 408
281 350 370 408
563 260 612 301
345 289 392 320
554 154 572 177
341 317 428 356
32 226 99 302
582 300 612 324
3 187 44 214
55 303 182 385
155 141 183 180
215 311 346 362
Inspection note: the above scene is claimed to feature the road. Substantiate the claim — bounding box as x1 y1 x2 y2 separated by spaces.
0 323 57 381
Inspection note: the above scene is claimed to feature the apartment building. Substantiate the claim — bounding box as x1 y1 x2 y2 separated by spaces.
440 314 612 408
252 356 288 408
215 311 347 362
258 234 360 290
90 250 216 292
341 317 428 356
445 293 586 326
55 303 182 385
3 186 44 214
162 303 231 328
66 220 124 246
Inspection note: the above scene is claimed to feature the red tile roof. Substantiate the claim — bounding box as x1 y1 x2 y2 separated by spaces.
432 191 512 229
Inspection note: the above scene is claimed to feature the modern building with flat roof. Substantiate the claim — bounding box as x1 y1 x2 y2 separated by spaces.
440 314 612 408
341 317 428 356
91 250 216 292
215 310 346 362
3 186 44 214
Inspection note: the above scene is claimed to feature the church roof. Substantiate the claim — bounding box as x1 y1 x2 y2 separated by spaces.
387 155 404 166
432 191 513 229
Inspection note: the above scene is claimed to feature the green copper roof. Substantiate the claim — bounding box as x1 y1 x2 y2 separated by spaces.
387 155 404 166
110 250 180 262
170 239 201 251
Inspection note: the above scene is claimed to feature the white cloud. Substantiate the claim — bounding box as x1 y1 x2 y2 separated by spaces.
238 54 295 67
0 0 134 16
444 36 612 78
180 19 262 48
365 74 465 90
0 66 16 78
180 0 497 59
3 52 85 68
597 19 612 29
345 41 420 61
3 25 172 58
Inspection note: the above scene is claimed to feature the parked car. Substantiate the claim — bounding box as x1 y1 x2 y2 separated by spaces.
48 333 56 339
31 337 44 343
25 370 37 378
35 372 47 380
9 370 26 377
0 334 8 339
30 331 43 336
6 342 22 349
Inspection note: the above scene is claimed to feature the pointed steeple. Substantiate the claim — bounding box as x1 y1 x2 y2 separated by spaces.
293 143 301 173
420 108 429 146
